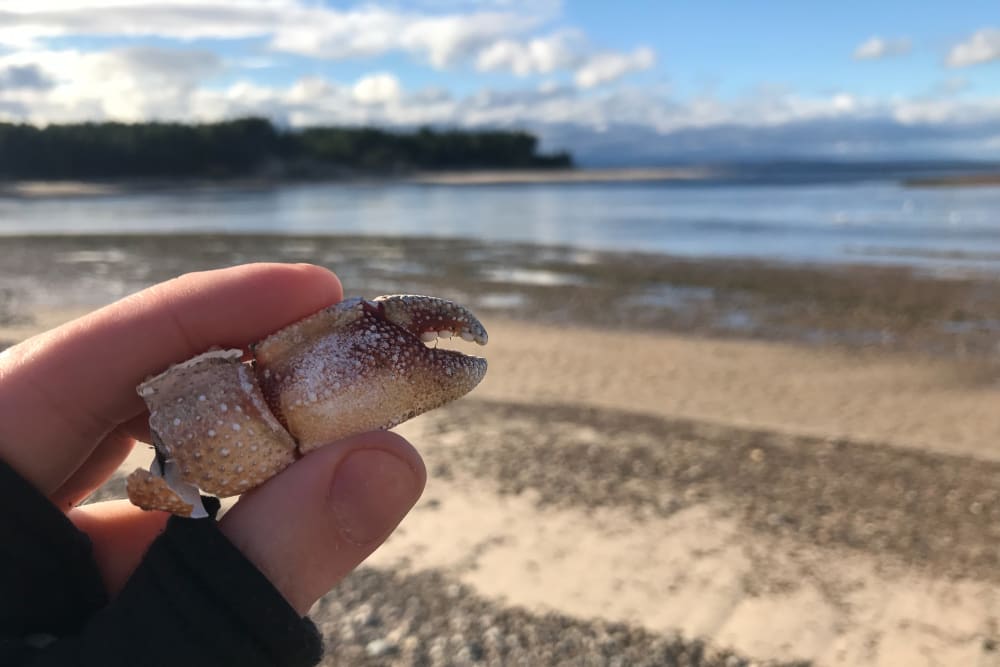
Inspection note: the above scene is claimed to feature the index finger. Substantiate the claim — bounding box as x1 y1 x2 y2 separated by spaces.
0 263 342 496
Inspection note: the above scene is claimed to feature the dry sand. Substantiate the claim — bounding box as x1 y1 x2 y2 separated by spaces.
366 319 1000 666
21 305 999 666
470 318 1000 461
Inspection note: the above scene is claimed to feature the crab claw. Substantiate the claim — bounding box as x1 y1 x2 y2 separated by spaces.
253 295 488 453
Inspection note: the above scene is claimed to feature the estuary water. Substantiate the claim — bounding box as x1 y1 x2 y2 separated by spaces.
2 177 1000 274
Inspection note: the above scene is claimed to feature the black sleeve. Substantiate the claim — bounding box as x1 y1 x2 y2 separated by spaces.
0 460 323 667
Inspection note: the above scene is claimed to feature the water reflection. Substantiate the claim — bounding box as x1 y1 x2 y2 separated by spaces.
3 180 1000 273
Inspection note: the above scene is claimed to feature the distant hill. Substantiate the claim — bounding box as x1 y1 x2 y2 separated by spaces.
0 118 572 180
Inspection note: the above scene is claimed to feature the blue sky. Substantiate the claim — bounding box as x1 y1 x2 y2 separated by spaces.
2 1 1000 162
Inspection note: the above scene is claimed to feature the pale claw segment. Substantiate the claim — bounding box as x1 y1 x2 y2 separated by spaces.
126 456 208 518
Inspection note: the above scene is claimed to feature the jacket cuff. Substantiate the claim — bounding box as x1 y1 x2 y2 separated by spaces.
84 512 324 667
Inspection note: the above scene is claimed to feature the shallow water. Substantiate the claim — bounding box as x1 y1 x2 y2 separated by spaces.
2 179 1000 273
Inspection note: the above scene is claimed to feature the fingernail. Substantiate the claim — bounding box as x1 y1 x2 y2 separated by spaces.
330 448 421 546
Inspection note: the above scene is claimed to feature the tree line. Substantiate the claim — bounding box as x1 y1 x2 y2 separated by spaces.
0 118 572 180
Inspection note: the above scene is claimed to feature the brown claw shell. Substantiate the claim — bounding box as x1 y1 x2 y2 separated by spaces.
253 296 488 453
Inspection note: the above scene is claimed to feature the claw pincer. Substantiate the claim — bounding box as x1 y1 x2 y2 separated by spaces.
127 295 488 517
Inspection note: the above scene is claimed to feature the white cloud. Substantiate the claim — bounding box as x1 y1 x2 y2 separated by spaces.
0 2 282 47
891 97 1000 125
0 1 542 68
3 2 651 85
831 93 856 112
267 6 539 67
0 44 939 135
353 73 402 105
0 46 222 123
947 28 1000 67
475 32 655 88
230 56 277 70
286 77 343 105
475 30 582 75
574 47 654 89
107 46 222 82
853 36 911 60
403 12 540 67
5 45 1000 162
5 3 1000 160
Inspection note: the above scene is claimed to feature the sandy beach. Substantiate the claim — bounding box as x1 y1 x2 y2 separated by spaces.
905 174 1000 188
5 234 1000 666
405 167 712 185
4 165 995 198
0 169 713 200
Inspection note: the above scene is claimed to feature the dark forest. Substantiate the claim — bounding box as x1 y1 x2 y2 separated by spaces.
0 117 572 180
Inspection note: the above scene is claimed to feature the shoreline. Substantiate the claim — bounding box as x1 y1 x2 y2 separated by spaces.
0 167 714 199
5 165 1000 199
905 173 1000 188
405 167 712 185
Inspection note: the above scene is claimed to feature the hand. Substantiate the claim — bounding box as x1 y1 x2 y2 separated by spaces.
0 263 426 615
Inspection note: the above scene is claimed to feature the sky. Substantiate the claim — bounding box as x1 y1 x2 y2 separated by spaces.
2 1 1000 164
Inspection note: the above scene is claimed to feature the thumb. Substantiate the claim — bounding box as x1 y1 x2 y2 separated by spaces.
218 431 425 615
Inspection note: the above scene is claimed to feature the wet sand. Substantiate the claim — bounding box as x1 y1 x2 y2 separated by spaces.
6 234 1000 666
